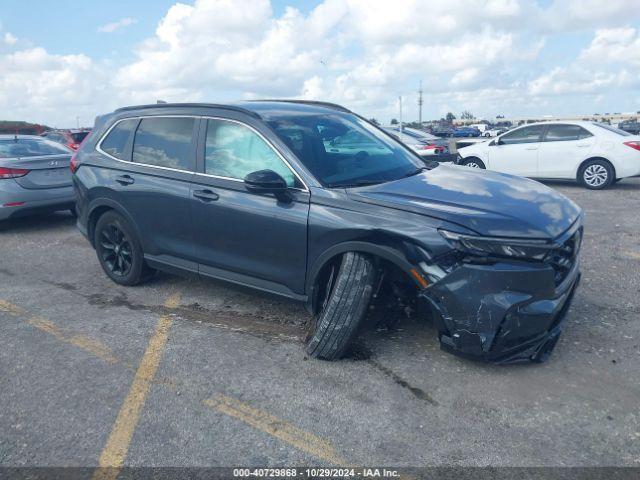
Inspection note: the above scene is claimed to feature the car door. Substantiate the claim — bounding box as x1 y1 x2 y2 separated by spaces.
537 124 595 178
97 115 197 266
190 116 310 297
487 124 547 177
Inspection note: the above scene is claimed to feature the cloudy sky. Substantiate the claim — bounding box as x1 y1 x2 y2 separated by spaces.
1 0 639 127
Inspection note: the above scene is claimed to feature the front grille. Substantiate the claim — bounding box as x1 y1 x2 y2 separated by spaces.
546 228 582 286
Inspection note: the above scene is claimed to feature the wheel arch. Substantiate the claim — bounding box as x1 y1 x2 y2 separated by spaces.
304 240 423 314
576 156 617 180
87 198 142 248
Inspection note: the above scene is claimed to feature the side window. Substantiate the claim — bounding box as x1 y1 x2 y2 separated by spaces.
132 117 195 170
499 125 546 145
544 124 593 142
101 119 138 160
205 119 298 187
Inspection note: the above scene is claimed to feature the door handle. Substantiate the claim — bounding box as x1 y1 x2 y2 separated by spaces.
115 175 135 185
193 189 219 202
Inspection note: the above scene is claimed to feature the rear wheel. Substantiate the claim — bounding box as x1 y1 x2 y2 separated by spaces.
94 211 152 286
578 159 613 190
461 157 486 169
306 252 377 360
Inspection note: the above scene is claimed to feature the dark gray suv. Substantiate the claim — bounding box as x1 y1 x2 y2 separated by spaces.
73 101 583 364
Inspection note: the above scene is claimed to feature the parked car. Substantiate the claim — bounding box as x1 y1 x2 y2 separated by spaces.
73 101 583 364
618 120 640 135
383 127 450 157
457 121 640 189
430 125 456 137
469 123 488 134
483 127 508 137
452 126 481 138
0 135 75 222
42 129 91 151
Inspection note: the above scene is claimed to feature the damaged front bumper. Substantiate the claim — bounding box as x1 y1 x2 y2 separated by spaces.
420 258 581 364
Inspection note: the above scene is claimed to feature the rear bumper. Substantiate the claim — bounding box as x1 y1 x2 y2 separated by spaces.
0 184 75 221
421 259 581 364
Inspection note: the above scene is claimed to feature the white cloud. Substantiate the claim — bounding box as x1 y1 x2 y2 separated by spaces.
4 32 17 45
1 0 640 126
98 17 137 33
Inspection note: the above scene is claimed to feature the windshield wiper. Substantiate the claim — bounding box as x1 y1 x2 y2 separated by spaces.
400 166 429 179
326 179 385 188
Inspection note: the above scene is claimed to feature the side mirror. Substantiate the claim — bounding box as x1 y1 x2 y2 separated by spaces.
244 169 290 201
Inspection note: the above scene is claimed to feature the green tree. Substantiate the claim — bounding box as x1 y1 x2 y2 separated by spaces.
460 110 474 120
368 118 380 125
445 112 456 123
390 118 398 125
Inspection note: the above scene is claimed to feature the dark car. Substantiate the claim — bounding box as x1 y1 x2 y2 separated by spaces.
72 101 583 364
430 125 456 138
42 129 91 151
452 126 481 138
618 121 640 135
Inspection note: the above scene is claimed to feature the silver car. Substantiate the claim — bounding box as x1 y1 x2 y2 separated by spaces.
0 135 75 222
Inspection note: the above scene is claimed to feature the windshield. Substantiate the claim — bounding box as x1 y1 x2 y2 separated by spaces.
592 123 632 136
265 113 431 187
71 131 90 143
0 138 71 158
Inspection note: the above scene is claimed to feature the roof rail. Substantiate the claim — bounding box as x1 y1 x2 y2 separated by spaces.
114 103 261 118
251 99 351 113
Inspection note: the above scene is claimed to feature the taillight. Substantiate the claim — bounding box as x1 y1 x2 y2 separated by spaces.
0 167 29 179
623 141 640 151
68 143 80 150
69 152 79 174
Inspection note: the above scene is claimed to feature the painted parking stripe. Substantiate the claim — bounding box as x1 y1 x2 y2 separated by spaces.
0 300 117 364
93 293 181 480
203 394 348 466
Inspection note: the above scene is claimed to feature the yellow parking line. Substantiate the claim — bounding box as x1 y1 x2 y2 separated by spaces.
1 300 118 364
93 293 180 480
203 394 348 466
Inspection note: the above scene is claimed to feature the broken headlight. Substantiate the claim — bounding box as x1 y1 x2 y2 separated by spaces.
439 229 552 261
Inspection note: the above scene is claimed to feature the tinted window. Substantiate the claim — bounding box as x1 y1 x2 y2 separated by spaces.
544 124 592 142
0 138 71 158
265 112 425 188
205 119 297 187
592 123 632 136
101 119 138 160
132 117 195 170
71 131 90 143
499 125 546 145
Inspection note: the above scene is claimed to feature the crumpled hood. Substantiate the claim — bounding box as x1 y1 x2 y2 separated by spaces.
347 164 582 239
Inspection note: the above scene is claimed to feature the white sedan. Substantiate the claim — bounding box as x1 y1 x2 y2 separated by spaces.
456 121 640 189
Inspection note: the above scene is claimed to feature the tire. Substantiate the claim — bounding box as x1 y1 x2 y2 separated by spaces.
94 211 151 286
460 157 486 169
306 252 377 360
578 159 614 190
484 133 491 137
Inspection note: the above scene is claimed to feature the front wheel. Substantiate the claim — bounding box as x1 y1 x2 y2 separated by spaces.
306 252 377 360
578 159 614 189
460 157 486 169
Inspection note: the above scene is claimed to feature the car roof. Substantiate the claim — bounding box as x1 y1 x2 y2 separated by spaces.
114 100 352 119
0 134 46 140
512 120 595 128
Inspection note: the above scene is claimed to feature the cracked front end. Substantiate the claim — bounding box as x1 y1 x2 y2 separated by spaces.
418 220 583 364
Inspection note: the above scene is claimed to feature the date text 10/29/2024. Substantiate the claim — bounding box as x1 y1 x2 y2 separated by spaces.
233 468 400 478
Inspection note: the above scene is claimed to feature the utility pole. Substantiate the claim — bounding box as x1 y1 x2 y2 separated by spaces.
418 80 423 126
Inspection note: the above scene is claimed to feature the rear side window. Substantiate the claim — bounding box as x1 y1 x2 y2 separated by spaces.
544 124 592 142
499 125 546 145
132 117 195 170
205 119 298 187
0 139 71 158
101 119 137 160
